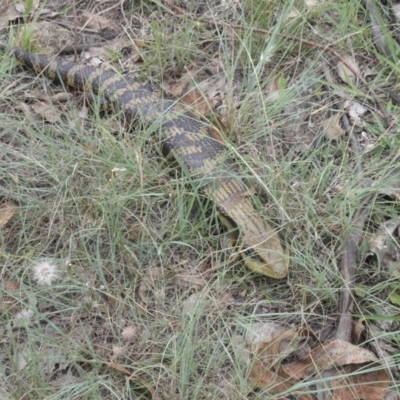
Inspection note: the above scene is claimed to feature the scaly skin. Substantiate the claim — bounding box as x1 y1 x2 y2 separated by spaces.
0 44 289 278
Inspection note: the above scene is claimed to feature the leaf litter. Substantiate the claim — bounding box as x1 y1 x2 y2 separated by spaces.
243 323 390 399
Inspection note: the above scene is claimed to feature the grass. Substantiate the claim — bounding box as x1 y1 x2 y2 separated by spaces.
0 0 400 398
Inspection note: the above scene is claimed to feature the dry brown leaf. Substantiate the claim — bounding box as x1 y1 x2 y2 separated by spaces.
265 76 282 103
348 101 367 128
323 114 345 140
4 7 20 25
14 0 40 16
332 364 390 400
2 0 39 23
250 360 313 400
181 291 208 315
0 200 16 227
0 0 12 28
369 219 398 254
182 89 211 116
80 11 115 31
197 73 226 109
4 279 20 291
1 279 21 314
366 0 390 58
378 167 400 201
353 318 366 344
172 272 207 289
111 345 126 360
31 101 59 123
337 55 360 83
246 324 313 398
245 322 287 352
168 80 188 97
165 69 213 116
103 361 131 375
167 70 196 97
138 266 165 304
282 339 379 380
23 90 72 103
249 360 296 393
248 336 391 398
0 0 10 15
104 361 160 399
17 101 32 115
207 123 225 143
112 36 138 51
83 46 109 60
82 51 103 67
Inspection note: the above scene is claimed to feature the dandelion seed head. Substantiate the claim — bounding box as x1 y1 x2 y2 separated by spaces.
121 326 138 343
15 308 34 322
31 259 60 286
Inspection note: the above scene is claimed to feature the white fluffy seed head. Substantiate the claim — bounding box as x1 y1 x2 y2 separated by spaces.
31 259 60 286
121 326 138 343
15 308 34 322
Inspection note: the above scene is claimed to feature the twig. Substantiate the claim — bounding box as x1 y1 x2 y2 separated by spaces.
341 111 363 177
71 0 79 62
57 42 108 55
364 0 391 59
322 64 367 341
335 196 373 341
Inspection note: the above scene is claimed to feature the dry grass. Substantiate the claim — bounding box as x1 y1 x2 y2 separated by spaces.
0 0 399 398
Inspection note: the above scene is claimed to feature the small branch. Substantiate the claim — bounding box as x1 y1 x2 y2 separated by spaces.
71 0 79 62
364 0 391 59
334 196 372 342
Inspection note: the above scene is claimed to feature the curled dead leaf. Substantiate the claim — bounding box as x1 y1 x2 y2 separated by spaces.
369 219 398 254
165 69 212 116
31 101 59 123
0 200 16 227
331 364 390 400
249 360 296 394
14 0 39 16
166 70 196 97
337 55 360 83
138 266 165 304
348 101 367 128
353 318 366 344
182 89 211 116
323 113 345 140
4 279 20 291
245 324 311 398
281 339 379 380
245 322 287 352
181 291 208 315
1 279 21 314
265 76 282 103
172 271 207 289
81 11 115 31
